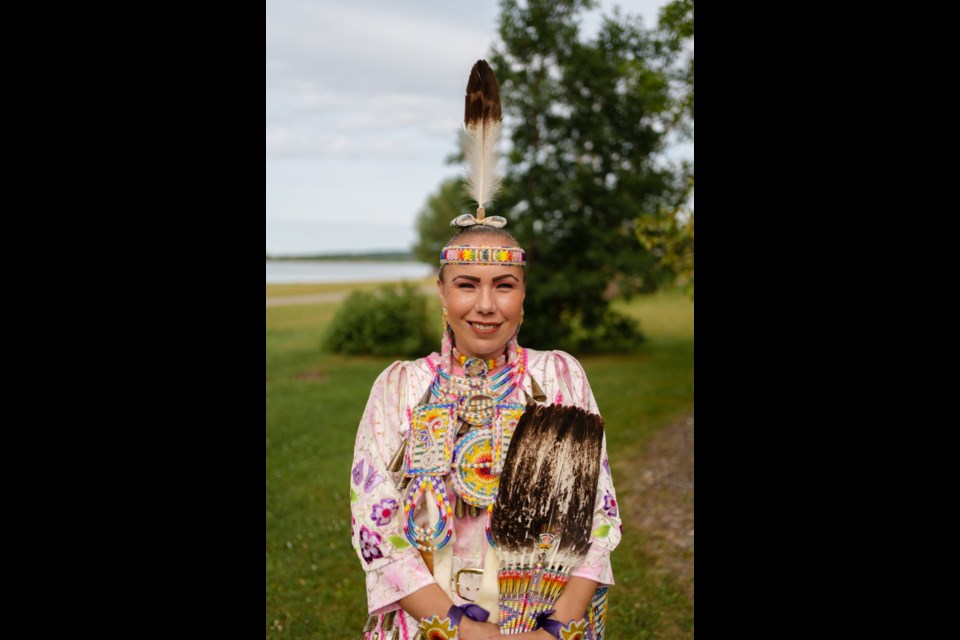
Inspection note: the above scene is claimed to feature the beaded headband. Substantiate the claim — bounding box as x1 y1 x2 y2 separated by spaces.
439 245 526 266
440 60 526 267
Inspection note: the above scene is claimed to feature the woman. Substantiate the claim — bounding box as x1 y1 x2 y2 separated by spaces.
350 221 622 639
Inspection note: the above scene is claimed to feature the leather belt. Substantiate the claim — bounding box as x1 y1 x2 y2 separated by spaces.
451 557 484 602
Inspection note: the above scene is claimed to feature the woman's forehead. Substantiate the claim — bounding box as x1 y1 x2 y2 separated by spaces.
443 263 525 280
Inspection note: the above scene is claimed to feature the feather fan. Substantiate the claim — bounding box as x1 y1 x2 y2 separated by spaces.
461 59 503 219
490 404 605 633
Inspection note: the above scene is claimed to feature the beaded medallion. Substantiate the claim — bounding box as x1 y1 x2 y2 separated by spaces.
462 356 489 377
450 428 498 507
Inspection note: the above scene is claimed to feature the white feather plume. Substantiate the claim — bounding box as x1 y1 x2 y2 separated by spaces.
461 60 503 218
461 118 502 212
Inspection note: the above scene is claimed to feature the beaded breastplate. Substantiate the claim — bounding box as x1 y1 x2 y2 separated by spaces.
400 347 528 550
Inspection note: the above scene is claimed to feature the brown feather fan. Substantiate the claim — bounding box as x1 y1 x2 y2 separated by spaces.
490 404 605 633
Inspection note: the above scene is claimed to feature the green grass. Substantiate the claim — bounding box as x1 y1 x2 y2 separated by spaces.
266 288 693 638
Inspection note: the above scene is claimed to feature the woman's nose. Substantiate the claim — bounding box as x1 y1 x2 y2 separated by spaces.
475 287 495 313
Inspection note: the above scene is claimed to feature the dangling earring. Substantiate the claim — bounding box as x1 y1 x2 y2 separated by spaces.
519 307 524 329
441 307 449 334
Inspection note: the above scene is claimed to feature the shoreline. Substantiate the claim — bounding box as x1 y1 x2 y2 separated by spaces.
266 278 436 306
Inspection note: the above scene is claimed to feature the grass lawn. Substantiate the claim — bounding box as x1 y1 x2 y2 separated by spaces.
266 287 693 638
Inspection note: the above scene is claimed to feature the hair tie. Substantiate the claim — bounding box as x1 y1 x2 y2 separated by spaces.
450 213 508 228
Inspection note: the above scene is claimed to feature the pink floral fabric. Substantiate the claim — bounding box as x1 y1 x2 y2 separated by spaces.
349 348 622 624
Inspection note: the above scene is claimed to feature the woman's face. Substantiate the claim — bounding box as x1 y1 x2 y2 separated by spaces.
438 262 526 361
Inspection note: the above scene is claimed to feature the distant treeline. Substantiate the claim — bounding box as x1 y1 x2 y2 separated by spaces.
266 251 415 262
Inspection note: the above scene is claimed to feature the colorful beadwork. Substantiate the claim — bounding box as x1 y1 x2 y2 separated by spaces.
496 531 580 634
492 403 525 475
431 347 526 428
404 403 456 476
462 356 489 377
400 344 532 563
418 615 459 640
454 348 506 373
559 619 589 640
588 587 608 640
450 428 499 507
484 503 496 548
439 245 526 266
402 475 453 551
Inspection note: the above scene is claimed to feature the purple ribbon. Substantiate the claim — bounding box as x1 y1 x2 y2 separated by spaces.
535 610 563 638
447 603 490 627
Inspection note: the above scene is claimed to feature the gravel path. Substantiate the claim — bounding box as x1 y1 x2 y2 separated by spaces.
619 412 694 602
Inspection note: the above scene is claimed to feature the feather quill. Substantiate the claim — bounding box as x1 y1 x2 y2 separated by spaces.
461 60 503 219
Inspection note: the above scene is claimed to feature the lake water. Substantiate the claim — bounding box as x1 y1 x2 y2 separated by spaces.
266 260 434 283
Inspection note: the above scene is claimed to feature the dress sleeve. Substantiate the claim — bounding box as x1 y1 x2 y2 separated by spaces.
349 361 437 615
552 352 623 586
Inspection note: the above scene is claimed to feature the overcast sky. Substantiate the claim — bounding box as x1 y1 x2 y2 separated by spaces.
266 0 688 256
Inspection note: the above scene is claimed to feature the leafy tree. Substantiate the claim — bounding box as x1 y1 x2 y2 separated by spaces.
658 0 694 139
412 0 694 351
634 0 694 299
636 177 694 299
483 0 691 350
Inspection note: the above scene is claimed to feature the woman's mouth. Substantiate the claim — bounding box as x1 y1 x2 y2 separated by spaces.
467 321 502 334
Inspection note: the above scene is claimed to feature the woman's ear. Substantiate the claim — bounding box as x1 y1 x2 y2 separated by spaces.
436 277 447 308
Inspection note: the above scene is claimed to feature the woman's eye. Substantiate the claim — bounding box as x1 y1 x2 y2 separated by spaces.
497 283 514 290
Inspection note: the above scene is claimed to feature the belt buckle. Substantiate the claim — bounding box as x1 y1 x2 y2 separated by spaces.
454 567 484 601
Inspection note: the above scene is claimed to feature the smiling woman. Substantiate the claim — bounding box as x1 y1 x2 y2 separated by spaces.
348 60 621 640
438 228 526 362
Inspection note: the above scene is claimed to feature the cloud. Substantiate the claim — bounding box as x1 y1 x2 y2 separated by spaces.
267 1 496 93
266 1 497 161
265 0 685 253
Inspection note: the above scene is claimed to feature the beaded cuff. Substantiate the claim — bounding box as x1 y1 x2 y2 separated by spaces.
418 604 490 640
536 610 591 640
418 615 458 640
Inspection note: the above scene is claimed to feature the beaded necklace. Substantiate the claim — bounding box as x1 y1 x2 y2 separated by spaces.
431 344 526 426
452 347 508 373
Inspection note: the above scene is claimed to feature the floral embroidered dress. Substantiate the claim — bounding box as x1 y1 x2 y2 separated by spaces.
350 343 621 638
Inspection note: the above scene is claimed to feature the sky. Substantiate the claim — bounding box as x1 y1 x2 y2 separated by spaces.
266 0 689 256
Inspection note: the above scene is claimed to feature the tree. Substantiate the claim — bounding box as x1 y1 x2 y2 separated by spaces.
658 0 694 140
483 0 691 350
636 177 694 299
635 0 694 299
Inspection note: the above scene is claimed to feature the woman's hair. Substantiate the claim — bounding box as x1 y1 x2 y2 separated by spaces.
438 225 526 283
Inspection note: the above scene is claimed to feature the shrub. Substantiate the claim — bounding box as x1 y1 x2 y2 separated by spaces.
557 308 646 354
323 283 437 357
